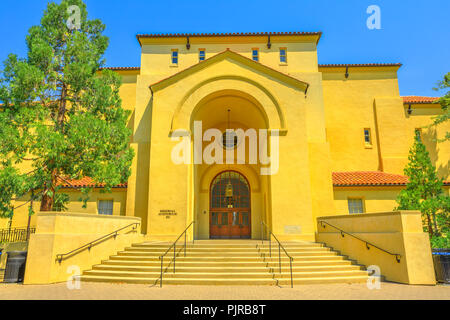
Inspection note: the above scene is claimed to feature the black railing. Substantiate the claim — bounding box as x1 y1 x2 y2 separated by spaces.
0 227 36 243
56 222 140 263
159 221 195 287
259 221 294 288
318 220 401 263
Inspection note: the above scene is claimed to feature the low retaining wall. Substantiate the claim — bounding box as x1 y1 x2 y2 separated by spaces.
24 212 143 285
316 211 436 285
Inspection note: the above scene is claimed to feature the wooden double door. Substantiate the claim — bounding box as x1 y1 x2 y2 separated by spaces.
210 171 251 239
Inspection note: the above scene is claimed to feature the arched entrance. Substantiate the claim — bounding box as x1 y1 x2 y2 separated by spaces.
210 171 251 239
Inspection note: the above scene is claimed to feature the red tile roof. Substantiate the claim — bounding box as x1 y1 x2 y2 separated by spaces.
57 177 127 189
98 67 140 71
319 63 402 68
333 171 449 186
402 96 440 104
58 172 449 189
137 31 321 38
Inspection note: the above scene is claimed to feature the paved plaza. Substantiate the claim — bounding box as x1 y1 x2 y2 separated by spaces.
0 282 448 300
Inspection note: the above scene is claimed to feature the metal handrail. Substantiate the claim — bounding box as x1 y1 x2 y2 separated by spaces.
260 221 294 288
318 220 401 263
159 221 195 287
56 222 140 263
0 227 36 243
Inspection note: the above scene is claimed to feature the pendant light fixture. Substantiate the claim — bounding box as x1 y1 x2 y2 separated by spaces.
225 109 234 205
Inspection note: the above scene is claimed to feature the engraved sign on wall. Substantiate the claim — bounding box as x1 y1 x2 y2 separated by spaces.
159 210 177 219
284 225 301 234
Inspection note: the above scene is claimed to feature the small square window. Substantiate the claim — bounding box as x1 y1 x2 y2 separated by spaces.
199 49 206 62
98 200 113 215
279 48 287 64
415 128 422 142
171 49 178 65
252 49 259 62
364 128 372 145
348 198 364 214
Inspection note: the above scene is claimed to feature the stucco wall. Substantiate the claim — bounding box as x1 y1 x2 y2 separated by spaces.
24 212 142 285
316 211 436 285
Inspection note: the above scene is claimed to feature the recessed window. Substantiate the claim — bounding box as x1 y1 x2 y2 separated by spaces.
98 200 113 215
364 128 372 145
279 48 287 64
348 198 364 214
171 49 178 65
415 128 422 142
199 49 206 62
252 49 259 62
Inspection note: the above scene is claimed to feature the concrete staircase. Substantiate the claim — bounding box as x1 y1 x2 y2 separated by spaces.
79 240 369 286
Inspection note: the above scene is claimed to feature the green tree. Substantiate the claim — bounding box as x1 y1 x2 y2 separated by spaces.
0 0 134 218
395 139 449 246
431 72 449 141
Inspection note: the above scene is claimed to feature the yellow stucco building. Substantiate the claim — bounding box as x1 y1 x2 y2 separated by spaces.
3 31 449 243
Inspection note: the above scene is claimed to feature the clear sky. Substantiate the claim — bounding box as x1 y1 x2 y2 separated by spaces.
0 0 449 97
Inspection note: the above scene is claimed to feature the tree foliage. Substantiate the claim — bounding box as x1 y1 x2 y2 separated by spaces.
395 139 449 248
0 0 134 217
431 72 449 141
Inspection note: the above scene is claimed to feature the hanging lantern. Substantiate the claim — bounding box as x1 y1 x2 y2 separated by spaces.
225 181 233 198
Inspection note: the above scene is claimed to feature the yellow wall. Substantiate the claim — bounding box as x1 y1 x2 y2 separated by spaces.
24 212 142 284
1 188 127 229
316 211 436 285
321 66 449 179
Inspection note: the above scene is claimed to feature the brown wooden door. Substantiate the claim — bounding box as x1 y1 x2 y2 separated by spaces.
210 171 251 239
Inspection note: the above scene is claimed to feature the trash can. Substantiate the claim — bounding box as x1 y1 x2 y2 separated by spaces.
432 249 450 284
3 251 27 283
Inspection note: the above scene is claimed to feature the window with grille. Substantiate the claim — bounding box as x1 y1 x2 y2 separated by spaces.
252 49 259 62
199 49 206 61
415 128 422 142
348 198 364 214
279 48 287 63
98 200 113 215
171 49 178 65
364 128 372 145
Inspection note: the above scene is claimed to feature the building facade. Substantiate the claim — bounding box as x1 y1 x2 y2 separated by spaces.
4 32 449 242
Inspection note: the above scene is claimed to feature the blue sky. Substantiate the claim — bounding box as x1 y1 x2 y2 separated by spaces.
0 0 449 96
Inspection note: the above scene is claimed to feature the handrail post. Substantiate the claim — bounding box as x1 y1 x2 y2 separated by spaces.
184 231 187 257
290 257 293 288
278 243 281 274
160 256 163 288
269 234 271 258
261 221 263 244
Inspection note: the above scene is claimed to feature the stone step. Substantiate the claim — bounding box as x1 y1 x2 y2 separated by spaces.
132 242 324 249
78 275 276 285
92 264 363 273
80 240 369 286
83 270 274 279
110 253 344 262
101 259 354 268
116 250 338 257
78 274 369 286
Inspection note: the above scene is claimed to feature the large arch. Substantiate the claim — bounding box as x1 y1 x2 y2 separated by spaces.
189 85 272 240
170 76 287 134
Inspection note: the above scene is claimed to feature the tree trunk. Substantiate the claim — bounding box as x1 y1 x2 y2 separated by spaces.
426 213 434 238
40 192 53 211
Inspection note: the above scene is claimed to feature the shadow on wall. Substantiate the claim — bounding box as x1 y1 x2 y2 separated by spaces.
422 128 449 180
